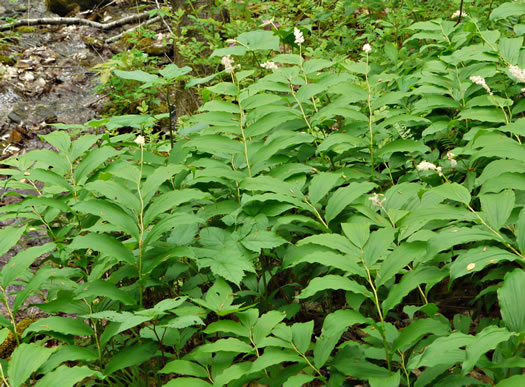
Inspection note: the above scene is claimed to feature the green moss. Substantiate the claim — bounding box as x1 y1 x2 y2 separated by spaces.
0 318 35 359
15 26 36 34
0 56 15 66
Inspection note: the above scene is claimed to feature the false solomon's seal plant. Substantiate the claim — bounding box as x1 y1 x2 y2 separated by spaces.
0 1 525 385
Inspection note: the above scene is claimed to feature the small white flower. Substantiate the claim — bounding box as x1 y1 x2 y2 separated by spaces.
509 65 525 83
470 75 492 95
134 135 145 146
363 43 372 53
294 27 304 45
221 55 236 73
368 193 385 207
450 159 457 168
436 166 443 177
521 87 525 93
260 61 279 70
416 161 438 171
451 10 468 19
446 152 457 168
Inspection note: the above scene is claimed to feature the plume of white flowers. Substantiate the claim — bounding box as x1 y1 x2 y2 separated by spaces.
509 65 525 83
363 43 372 53
294 27 304 45
470 75 492 95
221 55 236 73
416 161 437 171
368 193 385 207
451 10 468 19
260 61 279 70
134 135 145 146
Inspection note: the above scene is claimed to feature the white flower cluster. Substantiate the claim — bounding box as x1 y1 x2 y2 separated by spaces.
260 61 279 70
446 152 457 168
221 55 236 73
470 75 492 95
368 193 385 207
451 10 468 19
294 27 304 45
417 161 443 176
509 65 525 83
134 135 145 146
363 43 372 53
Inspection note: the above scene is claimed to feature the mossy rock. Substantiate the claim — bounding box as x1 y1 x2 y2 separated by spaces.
0 55 15 66
15 26 36 33
45 0 108 16
0 318 34 359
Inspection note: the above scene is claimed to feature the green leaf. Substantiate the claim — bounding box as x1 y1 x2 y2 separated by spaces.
499 37 523 65
377 139 430 160
496 375 525 387
40 346 98 374
377 242 427 287
23 317 93 337
73 147 119 183
26 169 72 192
463 326 514 374
144 189 209 225
74 279 134 305
0 226 25 258
70 134 101 162
69 234 136 266
1 243 55 287
341 223 370 249
42 130 71 153
450 247 518 280
297 233 359 255
314 309 370 368
186 135 243 156
490 2 525 21
252 311 286 346
431 182 471 204
250 347 304 373
8 343 57 387
298 275 372 299
369 371 401 387
498 269 525 332
479 190 514 230
84 180 141 214
517 208 525 254
159 360 208 378
74 200 139 240
308 172 341 205
203 320 248 337
113 69 160 83
34 365 102 387
363 228 395 267
291 321 313 353
458 108 507 123
142 164 185 202
392 318 451 352
382 266 446 314
325 182 376 223
198 338 253 354
241 230 288 252
283 374 316 387
159 64 192 80
236 30 280 51
407 332 473 370
104 341 158 375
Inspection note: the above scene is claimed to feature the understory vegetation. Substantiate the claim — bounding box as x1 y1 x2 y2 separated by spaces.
2 0 525 385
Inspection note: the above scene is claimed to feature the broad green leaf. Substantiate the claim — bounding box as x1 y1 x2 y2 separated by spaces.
74 199 139 240
498 269 525 332
499 37 523 65
458 108 506 123
26 169 72 192
297 233 360 255
74 279 134 305
203 320 248 337
369 371 401 387
70 133 101 161
159 360 208 378
144 189 209 225
73 147 119 183
325 182 376 223
84 180 140 214
113 69 160 83
252 311 286 346
142 164 185 202
23 317 93 337
497 375 525 386
236 30 280 51
377 242 427 287
333 353 390 379
1 242 55 287
298 275 372 299
479 190 514 230
104 342 159 375
308 172 341 205
291 321 313 354
283 374 316 387
377 139 430 160
382 266 446 314
20 149 69 173
250 347 303 373
159 64 192 80
289 250 366 278
207 362 252 387
392 318 451 352
314 309 370 368
42 130 71 153
407 332 474 370
40 346 98 374
8 343 57 387
490 2 525 21
34 365 102 387
341 222 370 249
363 227 395 267
431 182 471 204
198 338 252 353
69 234 136 266
186 135 243 156
241 230 288 253
144 213 204 248
517 207 525 254
463 326 514 374
450 246 518 280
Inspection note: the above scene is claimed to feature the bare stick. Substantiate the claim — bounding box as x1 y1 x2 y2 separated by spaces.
105 15 161 43
0 10 152 31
